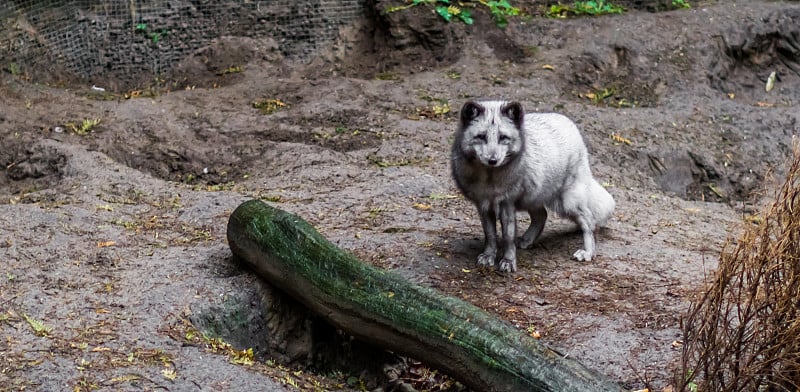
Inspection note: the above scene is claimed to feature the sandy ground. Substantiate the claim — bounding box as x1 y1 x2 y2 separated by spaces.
2 1 800 390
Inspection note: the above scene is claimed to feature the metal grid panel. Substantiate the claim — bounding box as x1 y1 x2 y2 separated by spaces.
0 0 367 85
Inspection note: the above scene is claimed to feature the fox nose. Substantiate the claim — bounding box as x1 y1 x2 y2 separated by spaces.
488 157 498 166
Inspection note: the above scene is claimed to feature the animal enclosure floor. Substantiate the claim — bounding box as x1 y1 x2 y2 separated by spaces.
1 1 799 390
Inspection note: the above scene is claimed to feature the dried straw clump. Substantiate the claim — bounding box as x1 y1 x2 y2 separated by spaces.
678 146 800 391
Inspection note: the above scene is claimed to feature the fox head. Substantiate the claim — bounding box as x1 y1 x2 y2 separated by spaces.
457 100 524 168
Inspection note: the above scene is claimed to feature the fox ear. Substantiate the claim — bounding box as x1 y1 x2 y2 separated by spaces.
460 101 484 125
502 101 524 129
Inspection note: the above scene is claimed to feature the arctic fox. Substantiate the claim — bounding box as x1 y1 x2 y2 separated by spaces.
451 100 615 272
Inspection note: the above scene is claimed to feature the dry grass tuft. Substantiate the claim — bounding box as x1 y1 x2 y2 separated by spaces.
679 144 800 391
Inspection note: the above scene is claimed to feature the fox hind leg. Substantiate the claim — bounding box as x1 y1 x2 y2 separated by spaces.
516 206 547 249
570 209 597 262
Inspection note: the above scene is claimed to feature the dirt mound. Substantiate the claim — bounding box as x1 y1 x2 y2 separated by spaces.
709 7 800 102
0 142 67 202
567 45 663 107
167 36 284 90
322 0 523 78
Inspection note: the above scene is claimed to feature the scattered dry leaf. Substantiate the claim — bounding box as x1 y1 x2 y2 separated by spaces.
765 71 776 92
162 367 177 381
111 374 142 383
413 203 432 211
611 133 632 145
252 98 288 114
745 214 763 224
97 240 116 248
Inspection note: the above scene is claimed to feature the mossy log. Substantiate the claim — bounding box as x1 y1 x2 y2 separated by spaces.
227 199 624 392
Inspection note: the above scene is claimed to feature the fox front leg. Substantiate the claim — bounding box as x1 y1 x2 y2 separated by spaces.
497 201 517 272
477 204 497 268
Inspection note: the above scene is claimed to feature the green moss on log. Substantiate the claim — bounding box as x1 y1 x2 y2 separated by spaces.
227 199 623 392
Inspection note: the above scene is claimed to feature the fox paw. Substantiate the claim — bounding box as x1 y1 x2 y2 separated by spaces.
515 237 535 249
497 258 517 273
573 249 593 262
476 252 495 267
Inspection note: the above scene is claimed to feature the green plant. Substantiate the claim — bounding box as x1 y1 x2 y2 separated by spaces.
66 118 101 136
217 65 243 75
482 0 521 27
546 1 625 18
385 0 471 24
23 313 52 337
672 0 691 9
385 0 521 28
437 2 474 24
252 98 288 114
135 23 167 43
6 62 21 75
375 71 401 81
445 70 461 79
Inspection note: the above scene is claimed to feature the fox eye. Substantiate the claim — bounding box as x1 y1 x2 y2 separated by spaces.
473 134 487 142
499 135 510 143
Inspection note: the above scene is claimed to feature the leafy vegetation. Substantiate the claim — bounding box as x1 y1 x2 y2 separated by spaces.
23 313 52 337
217 65 244 76
415 94 452 120
482 0 522 27
546 0 689 16
66 118 101 135
375 71 402 81
5 62 21 75
252 98 288 114
546 1 625 17
135 23 167 43
672 0 691 9
385 0 521 28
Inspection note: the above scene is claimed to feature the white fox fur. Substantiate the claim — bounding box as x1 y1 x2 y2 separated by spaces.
451 100 615 272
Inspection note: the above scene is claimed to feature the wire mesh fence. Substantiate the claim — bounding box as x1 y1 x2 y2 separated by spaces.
0 0 367 88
